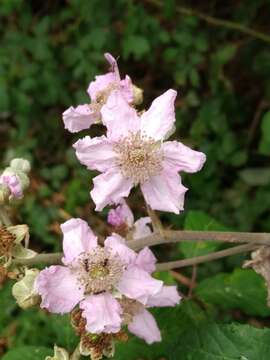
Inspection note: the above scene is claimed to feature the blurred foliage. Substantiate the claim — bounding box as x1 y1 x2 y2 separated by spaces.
1 0 270 358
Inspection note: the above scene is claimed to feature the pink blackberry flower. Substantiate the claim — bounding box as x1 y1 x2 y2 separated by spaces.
74 89 206 213
35 218 172 336
108 200 152 239
62 53 134 133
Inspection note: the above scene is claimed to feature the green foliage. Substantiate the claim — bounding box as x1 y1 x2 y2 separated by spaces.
2 346 52 360
196 269 270 317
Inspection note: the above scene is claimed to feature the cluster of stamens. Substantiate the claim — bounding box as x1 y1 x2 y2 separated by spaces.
114 131 163 184
0 226 15 257
75 247 123 294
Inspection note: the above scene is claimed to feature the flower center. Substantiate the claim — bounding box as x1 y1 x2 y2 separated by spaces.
0 226 15 257
75 247 123 294
114 131 163 184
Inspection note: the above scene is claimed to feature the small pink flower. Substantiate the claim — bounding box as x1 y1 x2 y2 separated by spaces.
74 89 206 213
35 218 163 334
107 200 152 239
62 53 134 133
0 174 23 199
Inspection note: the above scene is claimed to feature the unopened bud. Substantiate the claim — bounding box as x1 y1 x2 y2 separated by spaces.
45 345 70 360
12 268 40 309
10 158 31 173
132 85 143 105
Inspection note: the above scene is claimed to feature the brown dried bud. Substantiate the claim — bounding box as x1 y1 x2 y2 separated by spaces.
0 266 8 286
0 226 15 257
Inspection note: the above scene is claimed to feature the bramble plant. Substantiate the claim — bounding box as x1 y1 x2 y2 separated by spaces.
1 52 270 360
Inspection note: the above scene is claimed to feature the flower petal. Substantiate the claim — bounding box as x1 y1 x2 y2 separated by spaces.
128 309 161 344
135 247 156 273
101 90 140 141
80 293 122 334
163 140 206 173
104 52 120 80
87 72 116 101
62 104 98 133
133 217 152 239
140 89 177 141
146 286 181 307
116 266 162 305
105 233 136 266
61 218 98 265
73 135 117 172
35 266 84 314
141 169 188 214
107 200 134 228
91 169 133 211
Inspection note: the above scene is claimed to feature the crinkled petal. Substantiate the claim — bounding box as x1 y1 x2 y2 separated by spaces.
162 140 206 173
35 266 84 314
104 52 120 80
128 309 161 344
116 266 162 305
62 104 98 133
133 217 152 239
146 286 181 307
101 90 140 141
91 169 133 211
140 89 177 141
87 72 116 101
120 75 134 103
107 200 134 228
135 247 156 273
104 233 136 265
141 169 188 214
73 135 117 172
61 218 98 265
80 293 122 334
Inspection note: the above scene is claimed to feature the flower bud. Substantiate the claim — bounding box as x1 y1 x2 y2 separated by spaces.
0 184 10 204
10 158 31 173
12 268 40 309
132 85 143 105
45 345 70 360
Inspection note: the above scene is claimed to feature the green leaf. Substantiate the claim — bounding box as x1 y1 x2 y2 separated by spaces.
2 346 53 360
179 211 227 258
114 301 270 359
195 268 270 317
123 35 150 59
259 111 270 155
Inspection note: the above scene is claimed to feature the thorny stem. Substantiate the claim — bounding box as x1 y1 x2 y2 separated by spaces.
145 0 270 44
13 231 266 269
156 243 257 271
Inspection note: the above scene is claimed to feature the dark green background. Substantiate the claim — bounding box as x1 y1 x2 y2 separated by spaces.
1 1 270 358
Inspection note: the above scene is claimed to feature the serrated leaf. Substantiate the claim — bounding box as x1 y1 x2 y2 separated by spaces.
195 268 270 317
180 211 227 258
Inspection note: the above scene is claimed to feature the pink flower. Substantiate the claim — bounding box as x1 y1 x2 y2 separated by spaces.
62 53 134 133
35 218 163 334
74 89 206 213
107 200 152 239
0 174 23 199
120 247 181 344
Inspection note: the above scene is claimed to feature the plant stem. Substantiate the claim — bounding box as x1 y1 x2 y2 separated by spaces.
128 230 270 250
13 252 63 266
145 0 270 44
156 243 256 271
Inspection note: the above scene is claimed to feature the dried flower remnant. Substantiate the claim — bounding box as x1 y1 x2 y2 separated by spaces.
45 345 70 360
74 89 206 213
62 53 140 133
12 268 40 309
244 246 270 306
